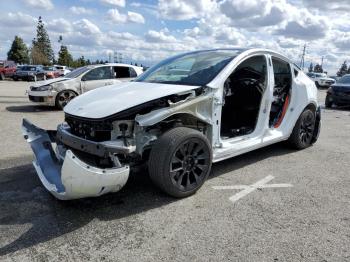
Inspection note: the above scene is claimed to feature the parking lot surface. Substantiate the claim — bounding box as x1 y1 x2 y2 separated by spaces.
0 80 349 261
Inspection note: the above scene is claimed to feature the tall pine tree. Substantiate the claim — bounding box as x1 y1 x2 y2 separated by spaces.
7 36 29 64
313 64 323 73
57 45 73 66
31 16 54 65
337 61 348 77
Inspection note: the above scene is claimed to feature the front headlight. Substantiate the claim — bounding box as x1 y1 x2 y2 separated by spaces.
37 85 53 91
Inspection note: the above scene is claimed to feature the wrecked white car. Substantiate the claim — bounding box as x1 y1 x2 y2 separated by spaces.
27 63 143 109
22 49 320 200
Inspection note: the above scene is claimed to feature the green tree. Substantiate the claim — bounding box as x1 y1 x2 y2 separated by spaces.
7 36 29 64
57 45 73 66
337 61 348 77
313 64 323 73
308 63 313 72
31 16 54 65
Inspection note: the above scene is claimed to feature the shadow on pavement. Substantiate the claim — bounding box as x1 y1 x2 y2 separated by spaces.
6 105 59 113
0 143 294 256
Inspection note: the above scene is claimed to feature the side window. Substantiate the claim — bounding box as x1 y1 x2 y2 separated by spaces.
114 66 131 78
83 66 112 81
269 57 292 127
129 67 137 77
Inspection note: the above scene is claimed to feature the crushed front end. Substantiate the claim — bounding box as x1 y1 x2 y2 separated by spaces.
22 118 131 200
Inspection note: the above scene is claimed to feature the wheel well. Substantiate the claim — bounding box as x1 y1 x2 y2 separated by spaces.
140 113 211 160
305 103 316 113
161 113 210 133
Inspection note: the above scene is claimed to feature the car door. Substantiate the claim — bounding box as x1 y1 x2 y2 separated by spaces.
81 66 114 92
112 66 135 82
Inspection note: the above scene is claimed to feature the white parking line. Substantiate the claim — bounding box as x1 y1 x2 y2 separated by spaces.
212 175 293 203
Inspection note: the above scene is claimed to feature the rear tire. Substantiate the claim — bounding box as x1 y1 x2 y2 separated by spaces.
148 127 212 198
288 109 316 149
325 95 333 108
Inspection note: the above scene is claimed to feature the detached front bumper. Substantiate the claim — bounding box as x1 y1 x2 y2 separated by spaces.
22 119 130 200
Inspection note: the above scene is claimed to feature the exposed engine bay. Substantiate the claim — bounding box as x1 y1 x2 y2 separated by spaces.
57 88 209 169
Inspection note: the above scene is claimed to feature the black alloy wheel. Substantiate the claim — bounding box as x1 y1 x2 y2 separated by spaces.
288 109 316 149
169 139 210 192
299 111 315 145
149 127 212 198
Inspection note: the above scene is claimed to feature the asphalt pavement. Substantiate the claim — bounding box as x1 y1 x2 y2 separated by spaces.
0 80 349 261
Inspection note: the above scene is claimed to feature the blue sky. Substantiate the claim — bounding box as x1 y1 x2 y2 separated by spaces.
0 0 349 74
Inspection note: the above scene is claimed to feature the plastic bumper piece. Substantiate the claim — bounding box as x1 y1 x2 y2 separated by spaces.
22 119 130 200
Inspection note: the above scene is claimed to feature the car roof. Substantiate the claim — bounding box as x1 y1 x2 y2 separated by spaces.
103 63 143 69
170 48 294 65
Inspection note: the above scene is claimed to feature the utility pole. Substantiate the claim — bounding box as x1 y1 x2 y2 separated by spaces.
113 51 123 63
299 43 306 70
321 56 324 67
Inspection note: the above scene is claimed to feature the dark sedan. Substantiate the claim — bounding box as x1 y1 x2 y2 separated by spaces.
12 65 45 81
325 74 350 108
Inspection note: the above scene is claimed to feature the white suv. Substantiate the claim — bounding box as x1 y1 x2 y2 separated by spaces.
27 63 144 109
306 72 335 88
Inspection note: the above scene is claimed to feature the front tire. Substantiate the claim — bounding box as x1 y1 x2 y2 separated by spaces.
288 109 316 149
0 73 4 80
315 81 320 88
55 90 77 110
148 127 212 198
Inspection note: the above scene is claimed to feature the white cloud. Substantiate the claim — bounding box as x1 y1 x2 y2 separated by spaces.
158 0 216 20
73 19 101 35
3 12 36 28
106 9 145 24
47 18 73 33
145 30 177 43
100 0 125 7
69 6 94 15
127 11 145 24
275 10 328 40
23 0 53 10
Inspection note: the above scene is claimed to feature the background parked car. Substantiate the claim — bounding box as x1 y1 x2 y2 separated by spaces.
325 74 350 108
43 66 60 79
13 65 46 81
54 65 71 76
0 60 16 80
27 63 144 109
306 72 335 88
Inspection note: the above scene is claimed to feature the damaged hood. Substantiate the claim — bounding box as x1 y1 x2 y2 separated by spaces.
31 77 71 87
64 81 200 119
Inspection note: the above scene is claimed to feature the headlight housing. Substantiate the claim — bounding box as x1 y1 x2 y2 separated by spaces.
36 85 53 91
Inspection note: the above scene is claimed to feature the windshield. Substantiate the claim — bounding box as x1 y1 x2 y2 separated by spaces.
64 66 90 78
21 66 37 71
43 66 54 71
337 75 350 84
135 50 239 86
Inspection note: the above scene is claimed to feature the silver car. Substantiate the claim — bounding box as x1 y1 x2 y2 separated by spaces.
27 63 144 109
